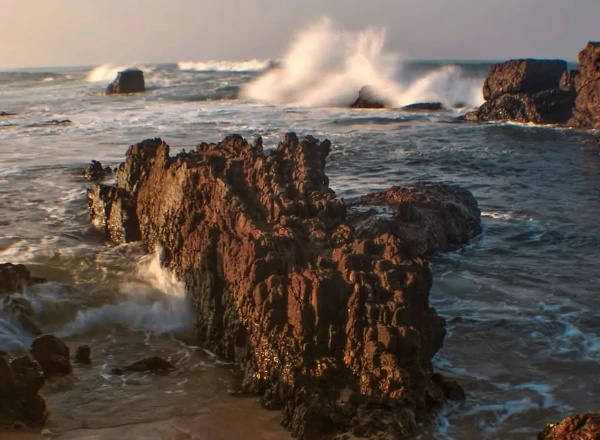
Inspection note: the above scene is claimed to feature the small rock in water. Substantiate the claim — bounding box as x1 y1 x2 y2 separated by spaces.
401 102 444 111
0 111 16 117
111 356 176 375
1 295 43 336
30 334 72 377
84 160 112 181
0 263 46 296
75 345 92 364
106 69 145 95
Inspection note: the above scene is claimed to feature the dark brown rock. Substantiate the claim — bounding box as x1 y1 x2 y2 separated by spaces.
111 356 175 375
0 111 16 117
569 42 600 129
106 69 145 95
87 134 481 439
75 345 91 364
84 160 112 181
0 263 45 296
30 334 72 377
401 102 443 111
347 183 481 258
1 295 43 336
538 411 600 439
460 88 576 125
559 70 579 92
350 86 385 109
482 59 566 101
0 353 49 428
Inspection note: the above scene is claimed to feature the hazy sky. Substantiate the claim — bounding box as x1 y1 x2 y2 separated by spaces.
2 0 599 68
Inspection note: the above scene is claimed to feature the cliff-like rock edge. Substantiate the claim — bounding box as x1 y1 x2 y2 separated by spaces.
87 133 481 439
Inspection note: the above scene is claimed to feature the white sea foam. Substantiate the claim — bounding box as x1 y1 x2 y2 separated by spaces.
177 59 273 72
86 64 154 82
242 17 484 108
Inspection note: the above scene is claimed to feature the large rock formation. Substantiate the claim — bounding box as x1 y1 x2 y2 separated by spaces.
350 86 386 109
87 134 481 439
0 352 49 428
106 69 145 95
462 42 600 128
538 411 600 439
569 42 600 128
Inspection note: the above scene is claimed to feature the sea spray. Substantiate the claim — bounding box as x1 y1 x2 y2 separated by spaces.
242 17 484 108
177 59 274 72
86 64 154 82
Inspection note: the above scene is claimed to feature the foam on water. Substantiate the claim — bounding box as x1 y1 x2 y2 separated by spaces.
242 17 484 108
177 59 274 72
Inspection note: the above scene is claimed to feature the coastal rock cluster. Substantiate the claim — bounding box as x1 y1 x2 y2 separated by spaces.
462 41 600 127
87 133 481 439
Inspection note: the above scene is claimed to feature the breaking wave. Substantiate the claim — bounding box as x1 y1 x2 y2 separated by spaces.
242 17 484 108
177 59 275 72
86 64 154 82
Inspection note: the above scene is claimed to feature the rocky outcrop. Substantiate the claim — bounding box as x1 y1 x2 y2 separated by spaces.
75 345 91 364
559 70 579 93
568 42 600 128
112 356 175 375
538 411 600 439
0 352 49 428
347 183 481 258
87 134 481 439
350 86 385 108
84 160 112 181
401 102 443 112
30 334 72 377
0 263 44 296
106 69 145 95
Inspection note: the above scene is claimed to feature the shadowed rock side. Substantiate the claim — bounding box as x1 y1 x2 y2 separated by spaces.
106 69 145 95
350 86 386 108
569 42 600 128
538 411 600 440
87 134 481 439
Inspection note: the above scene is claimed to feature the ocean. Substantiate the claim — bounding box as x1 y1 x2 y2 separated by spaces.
1 19 600 440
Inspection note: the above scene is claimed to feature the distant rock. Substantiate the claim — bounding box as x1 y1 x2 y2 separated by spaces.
30 334 72 377
0 352 49 428
75 345 92 364
0 263 45 296
84 160 112 181
401 102 443 111
350 86 386 108
0 111 16 117
26 119 72 127
482 59 567 100
106 69 145 95
538 411 600 439
112 356 175 375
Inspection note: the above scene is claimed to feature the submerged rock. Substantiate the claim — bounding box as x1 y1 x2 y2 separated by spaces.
112 356 175 375
30 334 72 377
106 69 145 95
75 345 91 364
350 86 386 108
347 183 481 258
0 352 49 428
401 102 444 111
538 411 600 439
84 160 112 181
0 263 45 296
87 134 481 439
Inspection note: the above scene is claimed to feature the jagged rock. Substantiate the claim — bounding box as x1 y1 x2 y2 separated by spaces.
347 183 481 258
0 352 49 428
559 70 579 92
350 86 385 108
569 42 600 128
538 411 600 439
87 134 481 439
30 334 72 377
482 59 566 101
111 356 175 375
75 345 91 364
401 102 443 111
1 295 42 336
459 89 576 125
0 263 45 296
84 160 112 181
106 69 145 95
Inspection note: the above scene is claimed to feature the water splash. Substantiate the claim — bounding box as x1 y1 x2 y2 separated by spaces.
177 59 274 72
86 64 154 82
242 17 484 108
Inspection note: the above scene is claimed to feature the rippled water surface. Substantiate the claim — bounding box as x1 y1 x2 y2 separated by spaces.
1 63 599 439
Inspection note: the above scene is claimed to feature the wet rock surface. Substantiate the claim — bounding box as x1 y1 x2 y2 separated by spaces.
106 69 145 95
84 160 112 181
0 263 45 296
30 334 72 377
538 411 600 440
350 86 385 108
87 133 482 439
112 356 176 375
401 102 443 111
0 352 49 428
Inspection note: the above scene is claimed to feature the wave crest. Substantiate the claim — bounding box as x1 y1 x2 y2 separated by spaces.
177 59 274 72
86 64 154 82
242 17 484 108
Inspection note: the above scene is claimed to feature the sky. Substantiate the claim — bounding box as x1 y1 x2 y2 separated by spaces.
1 0 599 69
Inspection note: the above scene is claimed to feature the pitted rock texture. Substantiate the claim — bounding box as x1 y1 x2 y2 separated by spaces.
538 411 600 440
87 134 481 439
